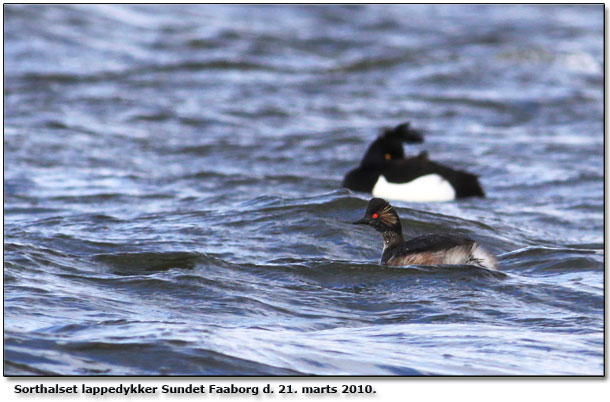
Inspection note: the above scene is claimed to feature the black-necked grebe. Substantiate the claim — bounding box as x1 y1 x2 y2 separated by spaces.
342 122 485 202
353 198 498 269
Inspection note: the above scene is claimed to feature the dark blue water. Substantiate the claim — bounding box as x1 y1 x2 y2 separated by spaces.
4 4 603 375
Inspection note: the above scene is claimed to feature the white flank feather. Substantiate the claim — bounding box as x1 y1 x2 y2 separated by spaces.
372 174 456 202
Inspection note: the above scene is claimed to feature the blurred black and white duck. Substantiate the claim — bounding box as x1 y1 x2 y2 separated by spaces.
342 122 485 202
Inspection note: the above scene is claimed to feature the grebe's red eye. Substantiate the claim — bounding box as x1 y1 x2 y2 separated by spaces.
372 213 379 219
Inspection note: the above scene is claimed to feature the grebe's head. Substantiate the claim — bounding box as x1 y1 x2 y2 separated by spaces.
353 198 402 234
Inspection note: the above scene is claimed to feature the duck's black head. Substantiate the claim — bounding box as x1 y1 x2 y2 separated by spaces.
360 122 424 167
385 122 424 144
353 198 402 235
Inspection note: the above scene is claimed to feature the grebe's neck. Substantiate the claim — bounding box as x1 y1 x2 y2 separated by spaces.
381 230 404 251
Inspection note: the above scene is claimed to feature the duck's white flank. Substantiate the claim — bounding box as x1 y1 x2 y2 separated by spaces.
372 174 456 202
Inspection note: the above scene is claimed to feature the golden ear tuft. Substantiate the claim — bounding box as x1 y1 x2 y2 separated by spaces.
384 153 391 160
379 204 398 226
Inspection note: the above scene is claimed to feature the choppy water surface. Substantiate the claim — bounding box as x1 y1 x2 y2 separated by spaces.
4 5 603 375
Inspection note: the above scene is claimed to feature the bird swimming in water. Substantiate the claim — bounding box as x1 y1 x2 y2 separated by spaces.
353 198 498 269
342 122 485 202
